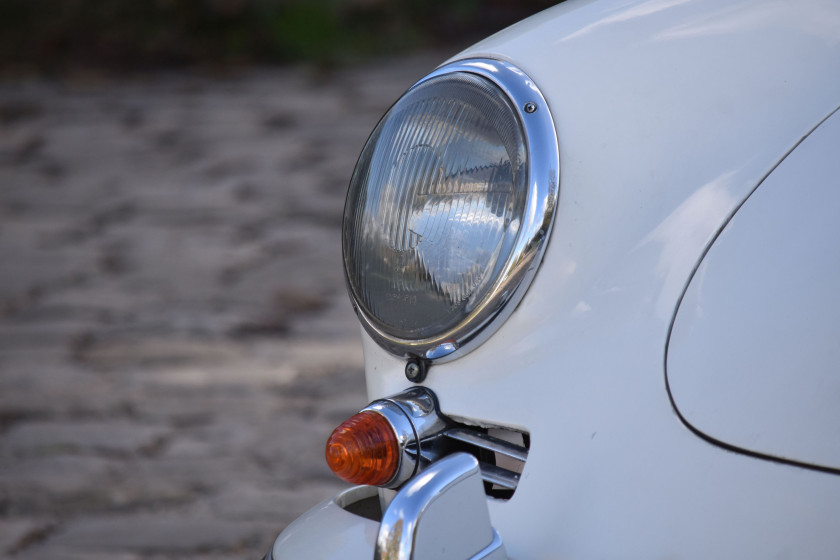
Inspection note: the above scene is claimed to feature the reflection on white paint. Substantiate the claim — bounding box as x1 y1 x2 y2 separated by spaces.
637 170 738 320
558 0 693 42
574 301 592 315
655 0 840 44
558 259 577 277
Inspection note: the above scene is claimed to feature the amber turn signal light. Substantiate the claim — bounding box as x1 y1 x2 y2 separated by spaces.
325 410 400 486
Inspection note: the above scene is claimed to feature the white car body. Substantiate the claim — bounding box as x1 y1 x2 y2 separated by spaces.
271 0 840 557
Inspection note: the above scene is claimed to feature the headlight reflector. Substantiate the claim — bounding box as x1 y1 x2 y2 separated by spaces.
343 59 559 361
345 72 527 341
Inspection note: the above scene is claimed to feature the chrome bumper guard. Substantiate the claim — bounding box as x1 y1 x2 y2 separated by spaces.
376 453 507 560
268 453 507 560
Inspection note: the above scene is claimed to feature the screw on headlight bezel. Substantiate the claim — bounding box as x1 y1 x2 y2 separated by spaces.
343 58 560 363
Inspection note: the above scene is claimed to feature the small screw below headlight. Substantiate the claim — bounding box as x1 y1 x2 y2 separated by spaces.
405 359 427 383
524 102 537 113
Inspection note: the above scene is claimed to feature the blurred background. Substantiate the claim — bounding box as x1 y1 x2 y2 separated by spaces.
0 1 555 558
0 0 557 75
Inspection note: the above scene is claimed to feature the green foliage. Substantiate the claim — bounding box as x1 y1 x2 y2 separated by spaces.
0 0 559 74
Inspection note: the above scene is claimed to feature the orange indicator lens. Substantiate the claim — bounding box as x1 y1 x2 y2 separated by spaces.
325 410 400 486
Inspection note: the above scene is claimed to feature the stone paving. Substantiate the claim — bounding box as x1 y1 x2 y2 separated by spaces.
0 52 444 559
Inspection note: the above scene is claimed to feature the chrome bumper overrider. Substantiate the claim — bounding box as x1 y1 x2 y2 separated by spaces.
269 453 507 560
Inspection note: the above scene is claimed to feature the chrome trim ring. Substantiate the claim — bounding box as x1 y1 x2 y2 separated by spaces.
362 400 419 488
345 58 560 363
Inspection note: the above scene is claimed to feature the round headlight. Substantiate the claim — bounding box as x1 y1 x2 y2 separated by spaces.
343 59 559 362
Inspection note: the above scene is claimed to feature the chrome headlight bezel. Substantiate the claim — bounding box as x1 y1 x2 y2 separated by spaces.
343 58 560 363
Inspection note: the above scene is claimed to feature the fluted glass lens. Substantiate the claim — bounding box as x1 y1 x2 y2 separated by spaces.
343 72 527 341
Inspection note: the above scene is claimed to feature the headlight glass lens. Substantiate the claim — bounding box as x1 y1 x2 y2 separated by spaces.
343 72 528 341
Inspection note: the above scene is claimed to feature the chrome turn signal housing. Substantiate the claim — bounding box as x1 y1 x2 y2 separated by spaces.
325 387 529 499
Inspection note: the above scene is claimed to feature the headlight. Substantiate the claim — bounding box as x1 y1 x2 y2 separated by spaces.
343 59 559 362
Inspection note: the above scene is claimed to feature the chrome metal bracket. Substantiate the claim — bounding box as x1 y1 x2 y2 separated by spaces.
363 387 529 497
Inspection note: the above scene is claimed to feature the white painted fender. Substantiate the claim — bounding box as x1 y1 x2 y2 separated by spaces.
275 0 840 557
362 0 840 558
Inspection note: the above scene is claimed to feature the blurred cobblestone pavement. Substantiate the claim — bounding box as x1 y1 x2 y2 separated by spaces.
0 52 442 559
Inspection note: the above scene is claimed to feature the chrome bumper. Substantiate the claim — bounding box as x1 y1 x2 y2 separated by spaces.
268 453 507 560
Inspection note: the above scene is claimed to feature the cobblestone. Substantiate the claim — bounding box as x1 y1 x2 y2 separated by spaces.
0 52 446 559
